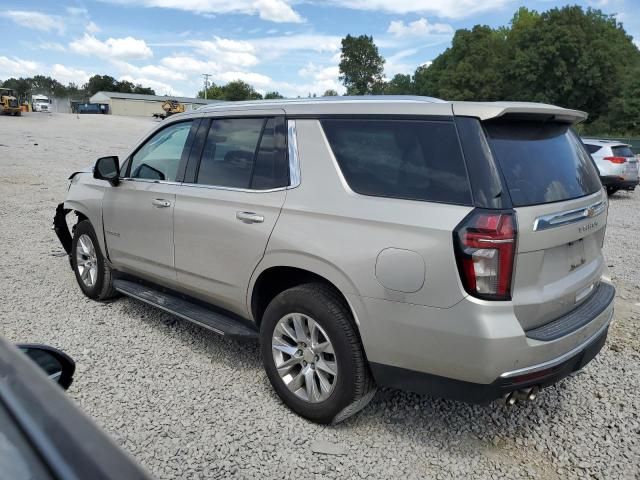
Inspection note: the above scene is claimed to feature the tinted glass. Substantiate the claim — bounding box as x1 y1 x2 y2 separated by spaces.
485 122 602 207
197 118 263 188
322 119 472 205
130 121 192 181
250 118 288 189
584 144 602 154
612 145 635 157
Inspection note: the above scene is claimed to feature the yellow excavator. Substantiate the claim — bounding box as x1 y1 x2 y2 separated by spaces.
0 87 22 116
153 99 185 119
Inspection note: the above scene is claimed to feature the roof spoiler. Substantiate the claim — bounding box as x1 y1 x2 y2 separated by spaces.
452 102 588 124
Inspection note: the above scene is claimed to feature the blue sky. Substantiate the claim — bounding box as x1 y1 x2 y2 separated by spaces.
1 0 638 98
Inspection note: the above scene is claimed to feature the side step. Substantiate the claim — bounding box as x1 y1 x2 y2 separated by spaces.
113 279 258 341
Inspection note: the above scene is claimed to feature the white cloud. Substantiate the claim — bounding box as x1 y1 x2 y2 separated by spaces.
190 37 259 68
70 34 153 60
86 21 100 33
51 64 91 85
388 18 453 37
213 71 273 87
112 60 186 82
38 42 67 52
0 56 41 77
322 0 511 19
2 10 65 34
118 75 180 95
67 6 89 16
101 0 303 23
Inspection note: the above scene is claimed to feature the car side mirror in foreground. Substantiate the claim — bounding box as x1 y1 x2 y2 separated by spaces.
17 344 76 390
94 156 120 186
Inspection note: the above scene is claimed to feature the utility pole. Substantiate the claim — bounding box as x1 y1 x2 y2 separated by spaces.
202 73 212 99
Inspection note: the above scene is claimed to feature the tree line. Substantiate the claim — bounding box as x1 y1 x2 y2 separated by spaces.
0 74 155 102
338 6 640 135
196 80 338 101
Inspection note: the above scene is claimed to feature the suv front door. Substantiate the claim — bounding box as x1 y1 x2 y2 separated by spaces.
173 113 288 316
103 119 196 285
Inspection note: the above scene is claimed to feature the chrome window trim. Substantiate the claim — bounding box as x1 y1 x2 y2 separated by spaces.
287 119 301 188
179 182 287 194
532 199 606 232
120 178 182 186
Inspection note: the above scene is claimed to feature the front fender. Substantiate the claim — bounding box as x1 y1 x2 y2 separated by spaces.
61 175 108 258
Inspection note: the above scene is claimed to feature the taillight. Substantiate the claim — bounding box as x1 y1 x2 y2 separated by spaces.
453 210 516 300
603 156 627 164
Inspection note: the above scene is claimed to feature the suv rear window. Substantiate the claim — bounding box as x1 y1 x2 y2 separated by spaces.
611 145 635 157
484 121 602 207
321 119 472 205
584 144 602 154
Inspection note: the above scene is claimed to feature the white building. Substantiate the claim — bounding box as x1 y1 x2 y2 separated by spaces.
89 91 222 116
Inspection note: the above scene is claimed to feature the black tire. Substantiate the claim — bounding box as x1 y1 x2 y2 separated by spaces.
260 283 376 424
71 220 118 301
607 186 619 196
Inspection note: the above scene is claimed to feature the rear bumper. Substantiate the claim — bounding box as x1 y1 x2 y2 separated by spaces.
351 277 615 400
601 175 638 190
370 322 609 404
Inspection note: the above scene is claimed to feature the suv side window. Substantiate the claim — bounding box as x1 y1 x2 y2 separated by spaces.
322 119 472 205
129 121 192 182
196 117 288 189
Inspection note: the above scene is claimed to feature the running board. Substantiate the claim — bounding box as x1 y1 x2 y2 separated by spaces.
113 279 258 340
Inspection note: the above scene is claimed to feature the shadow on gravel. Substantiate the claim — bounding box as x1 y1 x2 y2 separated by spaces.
118 299 262 372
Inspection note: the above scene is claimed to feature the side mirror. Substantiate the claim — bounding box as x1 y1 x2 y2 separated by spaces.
17 344 76 390
94 156 120 186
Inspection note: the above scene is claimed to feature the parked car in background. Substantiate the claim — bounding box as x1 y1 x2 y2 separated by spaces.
55 97 615 424
582 138 639 195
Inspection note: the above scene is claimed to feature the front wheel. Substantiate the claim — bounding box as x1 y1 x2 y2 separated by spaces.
260 283 376 424
607 186 619 196
71 220 118 300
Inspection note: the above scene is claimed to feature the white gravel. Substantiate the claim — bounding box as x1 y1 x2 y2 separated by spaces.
1 112 639 479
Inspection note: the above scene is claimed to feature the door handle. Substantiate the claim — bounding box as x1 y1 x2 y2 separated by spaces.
236 211 264 224
152 199 171 208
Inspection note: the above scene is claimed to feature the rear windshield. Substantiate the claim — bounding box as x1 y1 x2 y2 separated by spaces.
611 145 635 157
584 144 602 154
484 121 602 207
321 119 472 205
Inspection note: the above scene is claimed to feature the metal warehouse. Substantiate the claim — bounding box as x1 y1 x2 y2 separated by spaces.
89 91 222 116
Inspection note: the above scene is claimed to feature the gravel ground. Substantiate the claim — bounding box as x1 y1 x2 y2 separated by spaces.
1 112 639 479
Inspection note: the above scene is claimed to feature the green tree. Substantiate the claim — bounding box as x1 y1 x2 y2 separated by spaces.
264 91 284 99
384 74 415 95
133 85 155 95
322 89 338 96
85 75 117 95
414 25 508 100
115 79 135 93
197 82 224 99
221 80 263 100
339 34 385 95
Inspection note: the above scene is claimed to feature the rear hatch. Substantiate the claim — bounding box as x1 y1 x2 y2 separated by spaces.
484 120 607 330
611 144 639 182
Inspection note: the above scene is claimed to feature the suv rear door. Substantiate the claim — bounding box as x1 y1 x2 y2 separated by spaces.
172 111 288 316
482 120 606 330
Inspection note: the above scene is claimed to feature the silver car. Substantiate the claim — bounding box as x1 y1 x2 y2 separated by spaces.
54 97 615 424
582 138 639 195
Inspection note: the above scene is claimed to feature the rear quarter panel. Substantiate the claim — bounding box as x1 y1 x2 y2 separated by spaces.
262 119 473 309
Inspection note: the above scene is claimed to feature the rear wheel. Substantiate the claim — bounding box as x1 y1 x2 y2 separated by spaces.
260 283 376 424
71 221 118 301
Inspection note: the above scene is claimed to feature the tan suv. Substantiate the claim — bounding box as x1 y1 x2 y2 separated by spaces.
54 97 615 423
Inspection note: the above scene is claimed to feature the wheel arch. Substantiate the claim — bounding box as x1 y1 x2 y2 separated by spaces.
248 253 363 330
